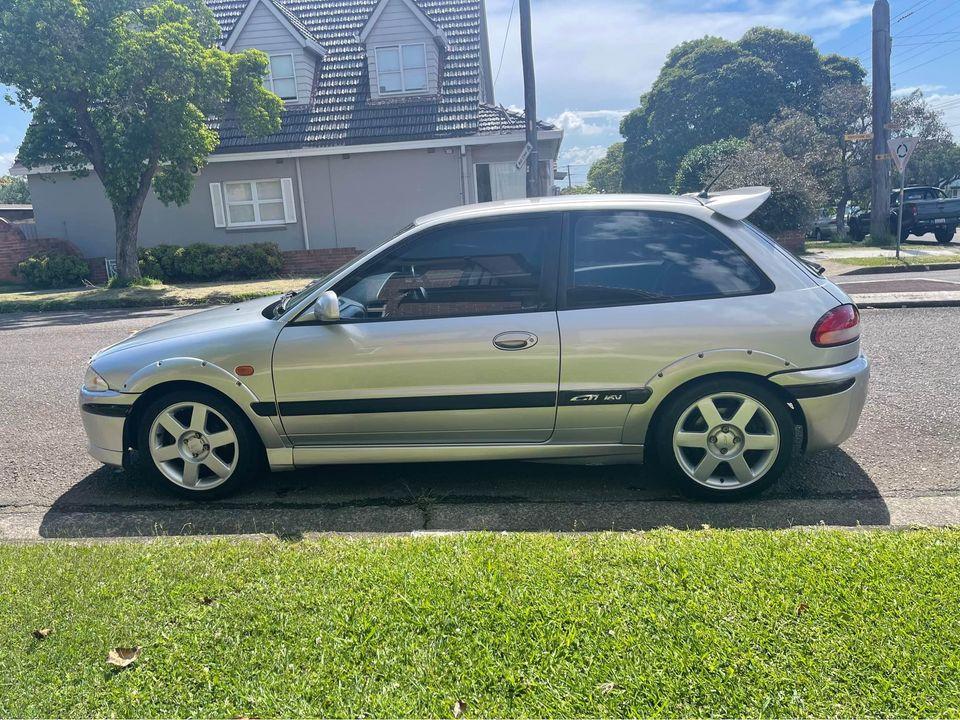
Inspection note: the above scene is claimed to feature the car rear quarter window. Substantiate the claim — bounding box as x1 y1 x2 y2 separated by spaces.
565 210 772 309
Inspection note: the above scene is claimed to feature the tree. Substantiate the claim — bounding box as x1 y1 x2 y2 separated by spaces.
672 138 745 194
0 176 30 204
0 0 283 281
619 27 865 194
587 142 623 193
892 90 960 189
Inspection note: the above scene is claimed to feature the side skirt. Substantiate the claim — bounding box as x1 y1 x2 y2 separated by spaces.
283 443 646 468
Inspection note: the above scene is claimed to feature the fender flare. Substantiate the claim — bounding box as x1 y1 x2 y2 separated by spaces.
621 348 794 445
122 357 286 449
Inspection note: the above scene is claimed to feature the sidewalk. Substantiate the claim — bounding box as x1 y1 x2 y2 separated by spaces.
833 272 960 308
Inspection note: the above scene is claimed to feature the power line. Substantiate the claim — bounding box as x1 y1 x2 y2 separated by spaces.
493 0 517 90
894 43 960 76
895 0 937 23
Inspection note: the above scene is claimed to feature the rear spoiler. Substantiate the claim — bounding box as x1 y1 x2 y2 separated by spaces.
684 186 771 220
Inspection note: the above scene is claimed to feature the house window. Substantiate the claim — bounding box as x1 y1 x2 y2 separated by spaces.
267 54 298 100
223 179 291 227
475 162 526 202
375 43 427 94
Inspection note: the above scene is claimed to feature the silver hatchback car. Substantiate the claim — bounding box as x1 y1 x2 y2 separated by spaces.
80 188 869 500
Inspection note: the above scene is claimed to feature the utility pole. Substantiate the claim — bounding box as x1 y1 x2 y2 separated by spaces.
567 164 572 189
871 0 892 243
519 0 542 197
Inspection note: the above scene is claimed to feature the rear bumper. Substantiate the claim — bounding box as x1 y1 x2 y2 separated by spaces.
79 388 138 467
770 355 870 453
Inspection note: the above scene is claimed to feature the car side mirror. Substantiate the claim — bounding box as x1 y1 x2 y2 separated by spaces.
313 290 340 323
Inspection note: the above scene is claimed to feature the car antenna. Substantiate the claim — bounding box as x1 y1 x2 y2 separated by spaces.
697 163 731 199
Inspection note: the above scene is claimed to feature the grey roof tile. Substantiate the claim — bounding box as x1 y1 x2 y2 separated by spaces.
206 0 554 152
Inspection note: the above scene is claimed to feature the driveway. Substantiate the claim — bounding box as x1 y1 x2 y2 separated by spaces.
1 306 959 539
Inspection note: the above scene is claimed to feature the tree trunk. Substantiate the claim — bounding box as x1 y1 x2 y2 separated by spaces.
836 197 848 238
113 204 143 282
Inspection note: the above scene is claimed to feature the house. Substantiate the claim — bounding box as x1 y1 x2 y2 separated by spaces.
11 0 562 273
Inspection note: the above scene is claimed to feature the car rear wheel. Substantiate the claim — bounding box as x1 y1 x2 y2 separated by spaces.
137 389 262 499
654 378 794 501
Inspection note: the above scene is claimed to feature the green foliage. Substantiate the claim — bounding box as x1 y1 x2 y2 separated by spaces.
138 243 285 282
673 138 745 194
558 185 595 195
0 176 30 204
106 275 162 289
0 0 284 279
620 27 865 193
14 253 90 288
586 142 624 193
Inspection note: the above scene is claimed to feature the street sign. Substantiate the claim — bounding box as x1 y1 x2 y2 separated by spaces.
844 132 873 141
887 136 919 173
515 142 534 171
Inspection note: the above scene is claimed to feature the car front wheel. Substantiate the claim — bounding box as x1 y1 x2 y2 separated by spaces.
935 228 956 244
654 379 795 501
137 389 262 499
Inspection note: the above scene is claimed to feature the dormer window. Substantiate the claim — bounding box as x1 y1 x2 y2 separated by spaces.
267 53 298 100
375 43 427 94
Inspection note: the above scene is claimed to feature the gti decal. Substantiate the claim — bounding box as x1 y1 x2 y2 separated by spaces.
558 388 652 406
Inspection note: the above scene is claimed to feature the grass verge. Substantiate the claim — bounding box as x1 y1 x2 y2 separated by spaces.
831 254 960 268
2 530 960 717
0 277 310 313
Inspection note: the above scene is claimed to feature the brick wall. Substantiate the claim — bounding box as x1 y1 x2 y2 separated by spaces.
774 230 806 255
0 220 89 284
282 247 361 276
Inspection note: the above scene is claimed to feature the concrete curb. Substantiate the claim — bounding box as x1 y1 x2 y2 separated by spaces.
850 290 960 308
839 262 960 276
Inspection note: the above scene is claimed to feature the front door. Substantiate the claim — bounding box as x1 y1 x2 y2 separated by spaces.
272 213 562 445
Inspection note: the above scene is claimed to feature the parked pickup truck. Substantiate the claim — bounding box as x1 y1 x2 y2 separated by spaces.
848 186 960 243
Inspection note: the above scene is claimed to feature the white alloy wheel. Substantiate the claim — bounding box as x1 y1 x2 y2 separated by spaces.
672 392 780 490
148 401 239 491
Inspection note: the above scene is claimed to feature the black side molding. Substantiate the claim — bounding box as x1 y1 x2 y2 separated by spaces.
558 388 652 406
81 403 132 417
788 378 856 399
253 392 558 417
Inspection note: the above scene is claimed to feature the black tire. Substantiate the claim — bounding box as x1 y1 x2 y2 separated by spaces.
935 227 956 244
653 377 795 501
136 388 263 499
813 228 822 241
849 226 866 242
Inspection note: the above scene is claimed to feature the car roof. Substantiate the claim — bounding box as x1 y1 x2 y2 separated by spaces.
414 193 703 226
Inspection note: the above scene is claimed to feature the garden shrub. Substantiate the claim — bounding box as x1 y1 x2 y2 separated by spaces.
138 242 284 282
15 252 90 288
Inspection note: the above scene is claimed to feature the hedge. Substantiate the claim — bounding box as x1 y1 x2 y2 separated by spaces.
15 253 90 288
138 243 284 283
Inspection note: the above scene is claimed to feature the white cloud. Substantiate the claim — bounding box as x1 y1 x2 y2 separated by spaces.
0 151 17 175
893 84 947 98
558 144 609 168
548 109 627 136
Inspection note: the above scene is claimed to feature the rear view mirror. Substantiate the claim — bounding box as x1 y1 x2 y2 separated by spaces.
313 290 340 322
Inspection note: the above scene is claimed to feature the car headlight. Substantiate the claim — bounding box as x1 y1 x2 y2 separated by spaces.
83 365 110 392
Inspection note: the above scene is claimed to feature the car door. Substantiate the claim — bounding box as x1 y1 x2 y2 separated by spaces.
272 213 562 445
554 209 775 444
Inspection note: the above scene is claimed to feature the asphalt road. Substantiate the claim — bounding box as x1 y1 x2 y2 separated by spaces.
1 305 959 539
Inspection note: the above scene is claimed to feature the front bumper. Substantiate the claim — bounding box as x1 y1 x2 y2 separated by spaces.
79 387 138 467
770 355 870 453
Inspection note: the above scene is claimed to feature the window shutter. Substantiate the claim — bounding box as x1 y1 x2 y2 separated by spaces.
281 177 297 223
209 183 226 228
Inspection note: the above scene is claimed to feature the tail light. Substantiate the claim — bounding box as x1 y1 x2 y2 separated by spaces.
906 203 918 219
811 304 860 347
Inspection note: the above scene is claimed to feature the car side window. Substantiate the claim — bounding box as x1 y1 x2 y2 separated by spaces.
565 210 772 309
334 215 558 321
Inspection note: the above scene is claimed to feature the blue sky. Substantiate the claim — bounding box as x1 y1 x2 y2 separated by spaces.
2 0 958 181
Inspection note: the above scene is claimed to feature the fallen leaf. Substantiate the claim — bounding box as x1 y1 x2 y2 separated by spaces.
106 646 141 669
452 699 467 718
32 628 52 640
597 682 620 694
796 602 809 616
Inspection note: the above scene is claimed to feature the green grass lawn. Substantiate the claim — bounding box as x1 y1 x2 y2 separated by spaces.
832 254 960 268
2 530 959 717
0 277 310 313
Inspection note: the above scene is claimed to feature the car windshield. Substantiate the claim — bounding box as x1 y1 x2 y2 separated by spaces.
272 223 416 318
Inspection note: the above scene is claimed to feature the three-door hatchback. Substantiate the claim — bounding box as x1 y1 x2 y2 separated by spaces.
80 188 869 500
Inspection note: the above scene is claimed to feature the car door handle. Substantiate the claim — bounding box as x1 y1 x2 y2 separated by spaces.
493 331 538 351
